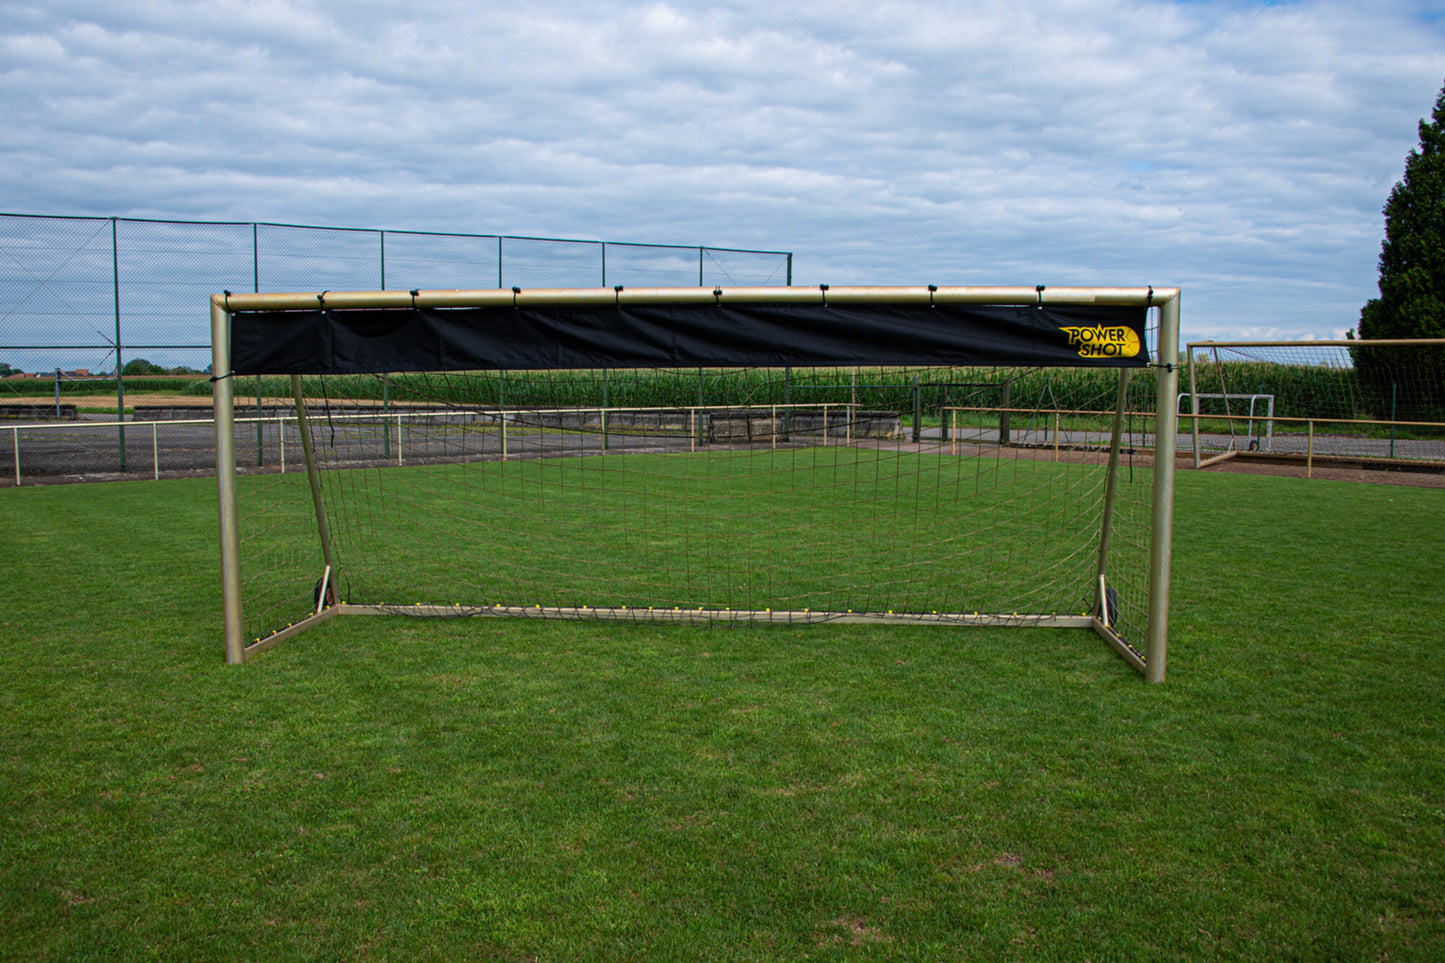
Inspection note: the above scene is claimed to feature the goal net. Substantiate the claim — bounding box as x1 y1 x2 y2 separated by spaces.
1185 340 1445 467
213 286 1179 681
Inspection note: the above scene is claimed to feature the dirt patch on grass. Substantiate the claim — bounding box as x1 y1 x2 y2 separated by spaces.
815 916 892 948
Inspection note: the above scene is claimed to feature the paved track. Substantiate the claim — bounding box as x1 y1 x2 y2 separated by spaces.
3 413 1442 486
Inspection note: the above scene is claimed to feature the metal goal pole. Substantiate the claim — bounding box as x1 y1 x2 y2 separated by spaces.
211 297 245 664
1145 292 1181 683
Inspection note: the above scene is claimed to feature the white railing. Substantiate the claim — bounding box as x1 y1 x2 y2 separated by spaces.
6 404 880 485
7 413 219 482
7 409 480 484
9 399 1443 487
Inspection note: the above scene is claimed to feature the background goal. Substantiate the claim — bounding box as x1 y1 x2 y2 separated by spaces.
1185 339 1445 469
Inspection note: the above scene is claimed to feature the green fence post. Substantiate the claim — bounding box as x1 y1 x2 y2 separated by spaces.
382 378 390 460
999 379 1012 446
784 366 792 442
254 225 263 467
256 377 264 467
112 218 126 471
938 385 948 445
912 375 921 443
1390 381 1397 459
697 367 706 447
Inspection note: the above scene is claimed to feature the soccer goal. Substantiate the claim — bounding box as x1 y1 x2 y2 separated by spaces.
211 285 1181 681
1185 339 1445 470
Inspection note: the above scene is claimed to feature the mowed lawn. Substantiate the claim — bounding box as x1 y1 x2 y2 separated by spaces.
0 468 1442 960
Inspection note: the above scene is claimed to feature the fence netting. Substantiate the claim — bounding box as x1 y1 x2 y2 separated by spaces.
0 213 790 481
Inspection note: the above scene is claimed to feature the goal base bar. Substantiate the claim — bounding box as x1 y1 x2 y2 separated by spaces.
342 603 1098 627
1196 449 1240 469
240 604 1149 676
240 604 343 658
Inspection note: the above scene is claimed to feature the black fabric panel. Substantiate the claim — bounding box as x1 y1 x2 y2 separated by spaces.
230 302 1150 375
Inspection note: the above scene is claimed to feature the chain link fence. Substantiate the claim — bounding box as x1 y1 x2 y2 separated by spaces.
1 213 792 377
0 214 791 483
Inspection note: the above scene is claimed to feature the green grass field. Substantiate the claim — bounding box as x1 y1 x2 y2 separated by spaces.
1 470 1443 960
255 448 1135 645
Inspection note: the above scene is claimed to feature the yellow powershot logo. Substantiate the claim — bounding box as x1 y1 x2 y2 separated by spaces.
1059 325 1141 359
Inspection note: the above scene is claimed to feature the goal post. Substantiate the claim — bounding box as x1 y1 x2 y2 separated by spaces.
212 285 1180 681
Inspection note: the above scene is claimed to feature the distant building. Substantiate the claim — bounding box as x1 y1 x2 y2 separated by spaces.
3 369 92 379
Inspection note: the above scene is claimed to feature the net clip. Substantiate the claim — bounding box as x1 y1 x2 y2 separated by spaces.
1036 284 1046 305
928 284 937 308
511 286 521 308
819 283 829 306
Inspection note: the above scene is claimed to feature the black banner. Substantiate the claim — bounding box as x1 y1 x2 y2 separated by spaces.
230 302 1150 375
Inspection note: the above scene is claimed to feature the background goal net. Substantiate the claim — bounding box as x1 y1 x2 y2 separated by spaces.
1185 339 1445 467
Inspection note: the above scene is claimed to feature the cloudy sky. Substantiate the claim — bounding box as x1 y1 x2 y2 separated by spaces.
3 0 1444 342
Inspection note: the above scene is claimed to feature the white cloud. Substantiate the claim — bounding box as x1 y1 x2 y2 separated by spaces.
0 0 1442 342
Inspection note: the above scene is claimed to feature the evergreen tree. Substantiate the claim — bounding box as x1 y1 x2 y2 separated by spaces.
1354 80 1445 417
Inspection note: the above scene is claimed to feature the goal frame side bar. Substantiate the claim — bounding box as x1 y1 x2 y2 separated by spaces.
1148 293 1180 683
212 285 1180 681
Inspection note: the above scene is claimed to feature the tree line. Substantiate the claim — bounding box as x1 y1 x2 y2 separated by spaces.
0 360 207 378
1354 78 1445 405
